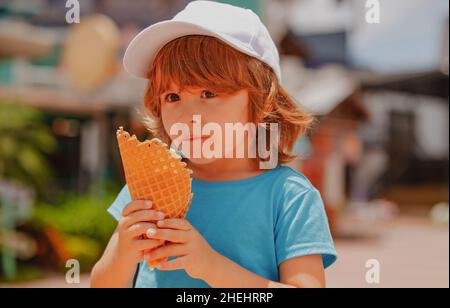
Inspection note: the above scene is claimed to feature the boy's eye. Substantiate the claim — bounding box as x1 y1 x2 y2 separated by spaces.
164 93 181 103
201 90 217 99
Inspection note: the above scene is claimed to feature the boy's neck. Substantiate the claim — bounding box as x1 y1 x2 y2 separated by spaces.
187 158 266 182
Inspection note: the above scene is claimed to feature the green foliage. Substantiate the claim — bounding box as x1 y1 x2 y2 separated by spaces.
0 265 45 283
33 192 117 246
31 190 118 270
0 101 57 191
63 235 103 272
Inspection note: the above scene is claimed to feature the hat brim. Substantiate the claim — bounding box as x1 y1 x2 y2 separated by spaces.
123 20 260 79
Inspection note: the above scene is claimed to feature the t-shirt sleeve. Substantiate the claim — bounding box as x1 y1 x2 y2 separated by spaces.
274 180 337 269
107 185 132 221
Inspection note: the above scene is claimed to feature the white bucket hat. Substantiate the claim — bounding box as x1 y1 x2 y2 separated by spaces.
123 0 282 82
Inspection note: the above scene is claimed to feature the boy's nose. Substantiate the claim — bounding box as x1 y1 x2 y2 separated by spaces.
183 92 201 106
179 93 205 117
175 99 203 127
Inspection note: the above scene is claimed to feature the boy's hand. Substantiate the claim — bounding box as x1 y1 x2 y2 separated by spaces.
144 218 219 280
117 200 166 265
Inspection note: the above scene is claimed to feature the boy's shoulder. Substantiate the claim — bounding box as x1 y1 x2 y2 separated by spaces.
272 166 324 216
272 165 317 194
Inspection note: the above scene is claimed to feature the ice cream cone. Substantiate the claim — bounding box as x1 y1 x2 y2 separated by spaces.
116 127 193 267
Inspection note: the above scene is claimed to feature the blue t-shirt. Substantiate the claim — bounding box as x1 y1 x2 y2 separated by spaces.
107 165 337 288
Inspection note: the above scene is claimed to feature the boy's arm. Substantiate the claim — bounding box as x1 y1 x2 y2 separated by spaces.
90 227 138 288
278 254 325 288
204 253 325 288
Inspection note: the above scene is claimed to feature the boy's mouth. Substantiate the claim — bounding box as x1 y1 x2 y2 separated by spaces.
183 134 212 142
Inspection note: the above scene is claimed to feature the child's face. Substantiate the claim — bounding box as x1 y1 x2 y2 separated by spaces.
159 83 251 165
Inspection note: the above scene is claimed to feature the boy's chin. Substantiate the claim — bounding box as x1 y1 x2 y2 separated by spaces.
186 156 221 166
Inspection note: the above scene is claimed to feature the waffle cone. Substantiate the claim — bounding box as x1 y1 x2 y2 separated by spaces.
116 127 193 267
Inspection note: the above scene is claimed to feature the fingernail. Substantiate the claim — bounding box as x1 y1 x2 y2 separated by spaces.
147 228 156 237
145 201 153 207
158 212 165 219
157 220 164 227
149 266 154 271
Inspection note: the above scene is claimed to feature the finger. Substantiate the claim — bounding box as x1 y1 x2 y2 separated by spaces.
156 218 192 231
144 243 187 262
156 256 188 271
146 228 190 243
128 222 156 238
134 239 165 251
123 210 165 228
122 200 153 217
146 258 166 270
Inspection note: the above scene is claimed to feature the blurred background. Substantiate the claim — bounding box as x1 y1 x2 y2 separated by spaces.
0 0 448 288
